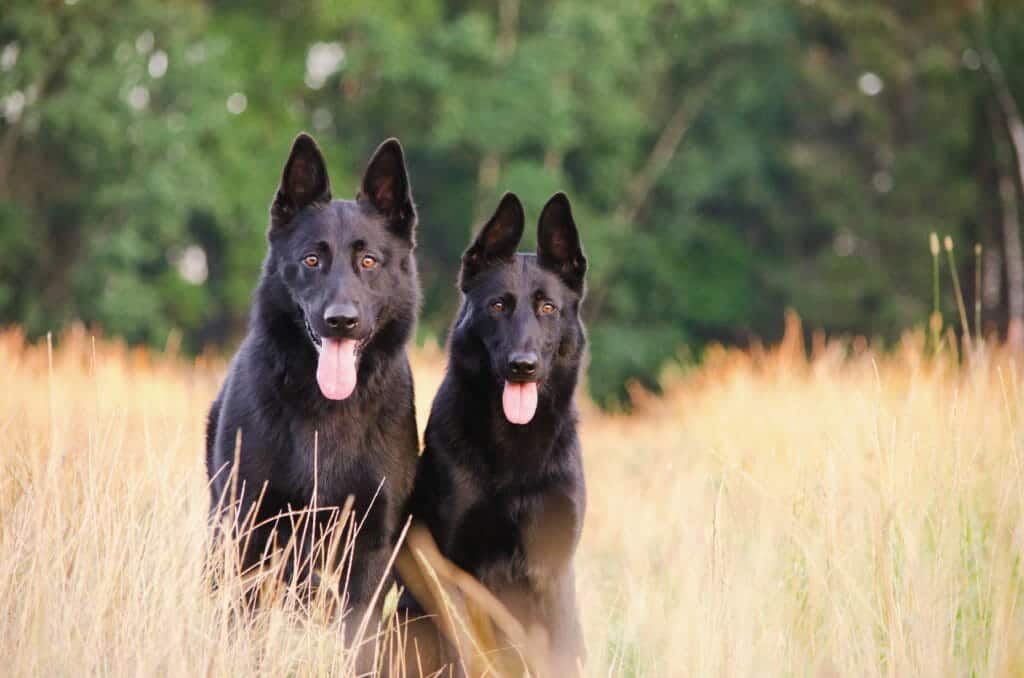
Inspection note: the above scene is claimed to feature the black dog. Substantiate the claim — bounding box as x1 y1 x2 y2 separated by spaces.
408 192 588 674
206 133 420 619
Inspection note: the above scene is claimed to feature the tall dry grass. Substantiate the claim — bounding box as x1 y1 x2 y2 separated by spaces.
1 318 1022 676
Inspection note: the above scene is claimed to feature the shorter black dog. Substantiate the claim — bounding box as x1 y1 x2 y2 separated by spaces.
409 192 588 674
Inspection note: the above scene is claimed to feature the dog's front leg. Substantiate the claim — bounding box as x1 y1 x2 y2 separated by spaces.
522 486 583 587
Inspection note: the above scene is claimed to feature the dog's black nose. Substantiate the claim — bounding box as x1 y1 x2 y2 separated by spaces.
508 352 539 378
324 303 360 331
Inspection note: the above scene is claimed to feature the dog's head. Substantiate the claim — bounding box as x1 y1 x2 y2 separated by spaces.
268 133 419 400
455 192 587 425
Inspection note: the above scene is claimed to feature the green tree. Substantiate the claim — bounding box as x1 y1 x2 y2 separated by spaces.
3 0 1024 406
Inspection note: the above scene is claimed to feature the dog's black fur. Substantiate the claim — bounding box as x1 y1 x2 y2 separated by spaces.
206 133 421 615
408 192 588 673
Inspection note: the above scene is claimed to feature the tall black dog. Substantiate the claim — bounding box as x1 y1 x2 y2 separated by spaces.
206 133 420 617
409 192 588 674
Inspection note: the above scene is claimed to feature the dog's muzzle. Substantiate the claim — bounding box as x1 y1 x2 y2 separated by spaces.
302 313 323 353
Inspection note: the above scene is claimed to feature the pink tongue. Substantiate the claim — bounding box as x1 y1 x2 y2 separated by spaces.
316 338 358 400
502 381 538 425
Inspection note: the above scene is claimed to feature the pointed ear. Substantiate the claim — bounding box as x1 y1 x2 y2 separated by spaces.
271 133 331 225
358 138 416 240
460 193 525 289
537 192 587 292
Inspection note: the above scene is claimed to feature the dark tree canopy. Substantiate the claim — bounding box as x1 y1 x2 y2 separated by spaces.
2 0 1023 406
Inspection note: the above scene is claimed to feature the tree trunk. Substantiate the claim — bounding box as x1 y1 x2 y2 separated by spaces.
470 0 519 232
496 0 518 60
472 152 502 228
614 84 714 225
998 172 1024 348
983 49 1024 349
587 79 717 322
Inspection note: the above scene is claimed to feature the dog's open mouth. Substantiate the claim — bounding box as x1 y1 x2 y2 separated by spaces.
304 316 362 401
502 381 538 425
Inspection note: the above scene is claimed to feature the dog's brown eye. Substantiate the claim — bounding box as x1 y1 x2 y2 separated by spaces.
540 302 557 315
490 301 505 313
360 255 378 270
303 254 319 268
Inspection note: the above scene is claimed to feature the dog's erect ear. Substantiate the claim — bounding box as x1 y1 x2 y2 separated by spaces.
358 138 416 240
461 193 525 289
271 133 332 225
537 192 586 292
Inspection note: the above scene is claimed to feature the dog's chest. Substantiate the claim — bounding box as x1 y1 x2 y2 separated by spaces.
282 414 388 507
457 481 582 590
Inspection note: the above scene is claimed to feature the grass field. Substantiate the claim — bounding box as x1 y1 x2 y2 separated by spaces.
1 317 1023 677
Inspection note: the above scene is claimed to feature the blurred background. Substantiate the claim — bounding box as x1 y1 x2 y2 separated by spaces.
1 0 1023 406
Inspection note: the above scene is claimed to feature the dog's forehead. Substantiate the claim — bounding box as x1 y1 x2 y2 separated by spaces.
292 200 389 245
476 254 568 301
334 201 388 240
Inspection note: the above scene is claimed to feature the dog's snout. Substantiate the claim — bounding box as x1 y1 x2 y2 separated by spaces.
508 351 539 379
324 303 360 331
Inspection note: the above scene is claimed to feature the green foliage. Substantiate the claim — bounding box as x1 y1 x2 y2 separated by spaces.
1 0 1022 405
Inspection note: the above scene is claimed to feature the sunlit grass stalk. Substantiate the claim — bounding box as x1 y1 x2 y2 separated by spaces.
944 236 972 355
930 233 942 352
975 244 983 343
